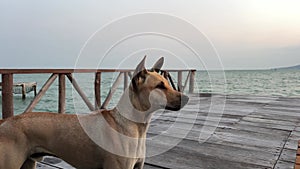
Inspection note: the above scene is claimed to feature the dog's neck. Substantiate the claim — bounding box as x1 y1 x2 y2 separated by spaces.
112 88 156 138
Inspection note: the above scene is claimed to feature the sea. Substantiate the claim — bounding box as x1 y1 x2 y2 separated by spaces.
0 69 299 117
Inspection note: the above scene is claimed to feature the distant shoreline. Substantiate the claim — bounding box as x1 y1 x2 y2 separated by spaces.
271 64 300 70
218 65 300 71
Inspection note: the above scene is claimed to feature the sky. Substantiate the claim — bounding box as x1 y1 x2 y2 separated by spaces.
0 0 299 70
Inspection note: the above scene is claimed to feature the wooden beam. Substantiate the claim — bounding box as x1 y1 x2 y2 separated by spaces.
182 71 191 92
2 74 14 118
66 74 95 111
94 72 101 110
124 72 128 91
101 72 123 109
0 69 195 74
189 70 196 93
177 71 183 92
58 74 66 114
24 74 58 113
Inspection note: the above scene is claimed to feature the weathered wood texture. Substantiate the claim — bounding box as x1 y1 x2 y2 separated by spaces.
94 72 101 110
294 141 300 169
124 72 129 91
177 71 183 91
38 94 300 169
188 70 195 93
58 74 66 114
1 74 14 118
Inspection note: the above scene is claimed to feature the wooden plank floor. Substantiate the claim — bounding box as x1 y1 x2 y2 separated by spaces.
37 93 300 169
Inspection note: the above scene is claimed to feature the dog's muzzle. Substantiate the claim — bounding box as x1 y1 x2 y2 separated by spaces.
165 94 189 111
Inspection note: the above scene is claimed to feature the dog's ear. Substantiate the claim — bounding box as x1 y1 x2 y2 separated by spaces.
150 57 164 73
132 56 147 90
133 55 147 77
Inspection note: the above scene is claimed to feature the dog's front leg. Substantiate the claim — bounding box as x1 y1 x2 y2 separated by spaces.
134 159 145 169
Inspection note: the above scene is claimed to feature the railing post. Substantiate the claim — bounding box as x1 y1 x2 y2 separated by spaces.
189 70 196 93
124 72 128 91
2 74 14 119
58 74 66 113
95 72 101 110
177 71 183 92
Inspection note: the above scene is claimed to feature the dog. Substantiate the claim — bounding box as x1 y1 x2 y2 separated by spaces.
0 56 189 169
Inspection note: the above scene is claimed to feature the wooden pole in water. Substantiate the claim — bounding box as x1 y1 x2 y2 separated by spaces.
58 74 66 113
33 83 37 96
94 72 101 110
189 70 196 93
2 74 14 118
21 83 26 99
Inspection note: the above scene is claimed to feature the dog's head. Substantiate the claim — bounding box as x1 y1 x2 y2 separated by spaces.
129 56 189 112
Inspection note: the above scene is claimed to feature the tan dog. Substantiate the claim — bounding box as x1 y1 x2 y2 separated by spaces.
0 57 189 169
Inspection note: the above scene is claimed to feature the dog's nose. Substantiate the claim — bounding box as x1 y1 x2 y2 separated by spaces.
181 94 189 107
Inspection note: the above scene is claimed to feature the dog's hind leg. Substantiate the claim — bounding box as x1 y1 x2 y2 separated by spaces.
21 159 36 169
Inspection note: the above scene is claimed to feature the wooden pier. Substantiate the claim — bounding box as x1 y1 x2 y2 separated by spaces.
34 94 300 169
1 69 300 168
0 82 37 99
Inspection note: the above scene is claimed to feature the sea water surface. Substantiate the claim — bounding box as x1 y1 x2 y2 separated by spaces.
0 69 299 117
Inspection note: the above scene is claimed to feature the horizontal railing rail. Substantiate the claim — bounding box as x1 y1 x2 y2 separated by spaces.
0 69 196 119
0 69 194 74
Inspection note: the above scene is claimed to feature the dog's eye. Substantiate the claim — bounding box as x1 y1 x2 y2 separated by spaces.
156 82 166 89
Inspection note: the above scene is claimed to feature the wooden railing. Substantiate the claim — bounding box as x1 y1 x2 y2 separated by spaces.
0 69 196 119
